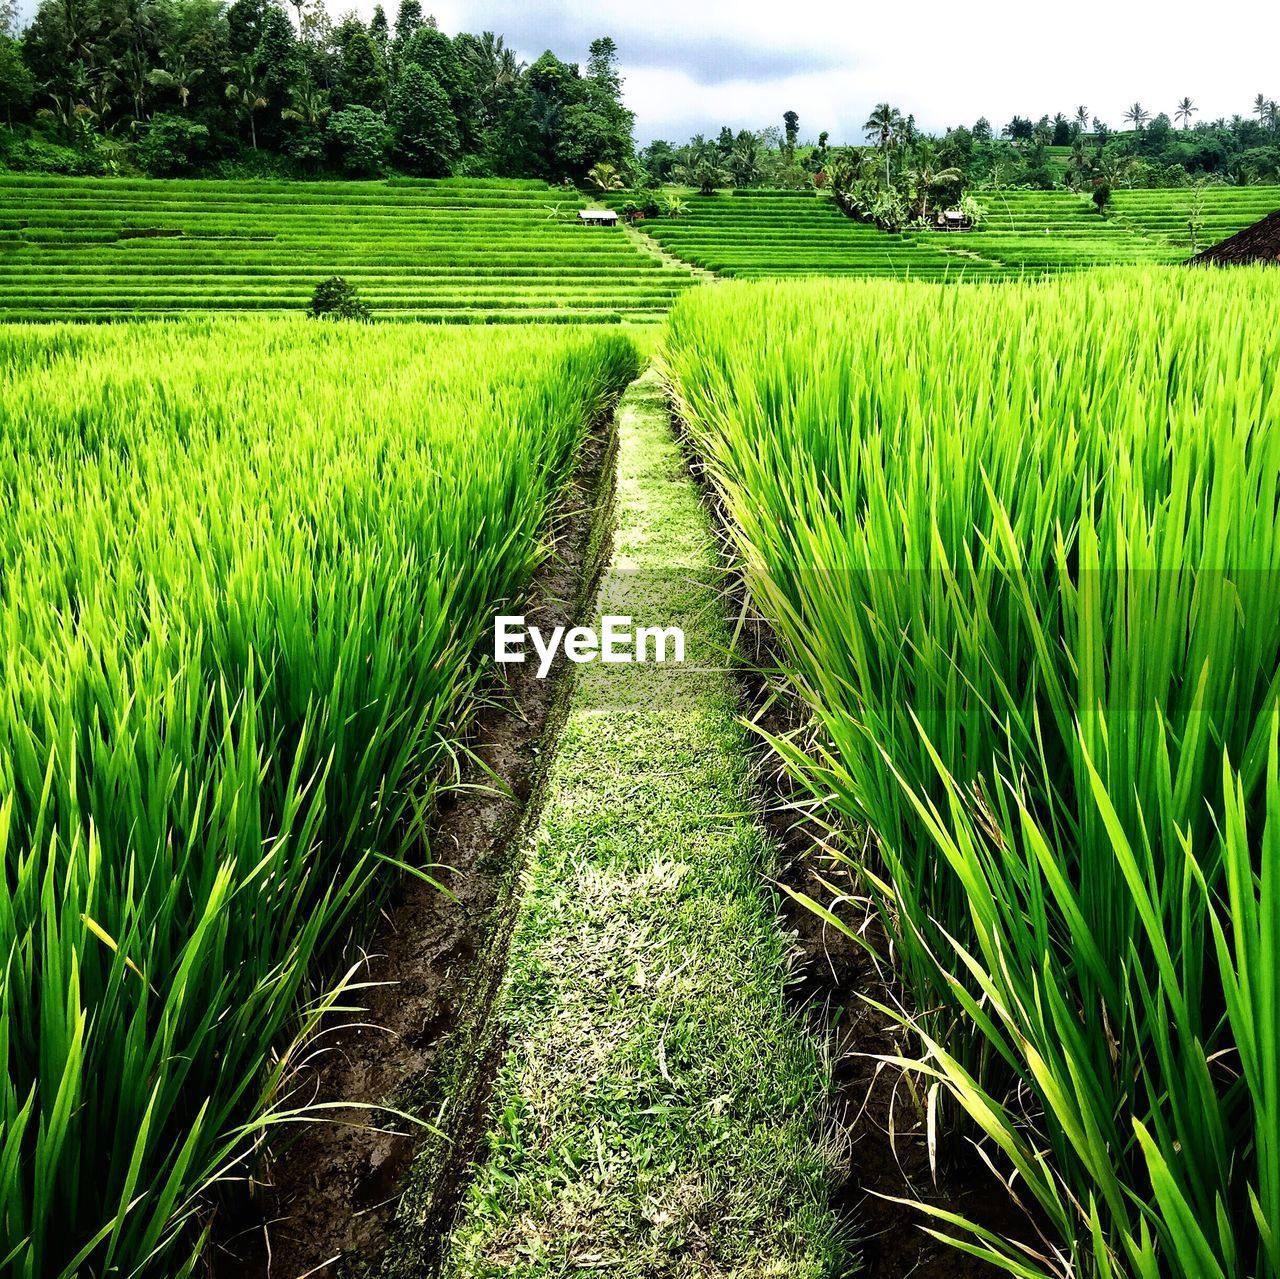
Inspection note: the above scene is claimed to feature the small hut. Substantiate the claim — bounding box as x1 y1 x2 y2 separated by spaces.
932 208 973 232
1189 210 1280 266
577 208 620 228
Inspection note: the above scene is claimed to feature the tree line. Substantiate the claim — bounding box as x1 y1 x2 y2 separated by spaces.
0 0 633 180
623 99 1279 232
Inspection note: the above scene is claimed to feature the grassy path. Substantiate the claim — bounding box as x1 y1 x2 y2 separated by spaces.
441 368 846 1278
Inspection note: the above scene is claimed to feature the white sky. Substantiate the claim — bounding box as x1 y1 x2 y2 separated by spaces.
13 0 1277 144
422 0 1280 143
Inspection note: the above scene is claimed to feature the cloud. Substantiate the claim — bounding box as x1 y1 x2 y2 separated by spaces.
429 0 1280 144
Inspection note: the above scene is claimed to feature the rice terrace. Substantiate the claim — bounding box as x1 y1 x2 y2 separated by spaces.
1 0 1279 1276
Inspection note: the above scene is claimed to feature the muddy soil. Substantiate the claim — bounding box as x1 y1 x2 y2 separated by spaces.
211 414 619 1279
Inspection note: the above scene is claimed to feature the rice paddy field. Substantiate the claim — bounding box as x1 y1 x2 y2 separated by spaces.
3 165 1280 1279
0 176 697 322
622 186 1280 278
662 268 1280 1278
0 320 637 1277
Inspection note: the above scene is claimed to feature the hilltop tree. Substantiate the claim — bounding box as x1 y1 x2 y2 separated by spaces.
389 61 458 174
335 22 387 110
224 54 267 147
0 33 35 123
393 0 424 49
368 6 389 65
783 108 798 154
226 0 268 59
255 5 302 110
1123 101 1150 130
864 102 904 182
1175 96 1197 128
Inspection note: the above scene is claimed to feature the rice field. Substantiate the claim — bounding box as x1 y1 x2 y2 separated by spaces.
4 163 1280 1279
0 177 696 322
624 189 1001 279
661 267 1280 1278
0 319 637 1278
626 187 1280 279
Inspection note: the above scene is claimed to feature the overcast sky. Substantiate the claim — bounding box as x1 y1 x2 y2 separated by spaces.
12 0 1277 143
420 0 1278 144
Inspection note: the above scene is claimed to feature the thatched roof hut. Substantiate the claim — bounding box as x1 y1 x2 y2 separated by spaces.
1190 210 1280 266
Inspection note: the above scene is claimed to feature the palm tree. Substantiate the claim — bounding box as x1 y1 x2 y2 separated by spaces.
1175 97 1197 128
282 78 328 128
1074 105 1089 135
148 52 202 110
1254 93 1268 123
727 133 761 188
116 46 151 121
863 102 904 185
906 159 963 218
586 162 624 191
1269 101 1280 135
225 57 267 149
1122 102 1150 131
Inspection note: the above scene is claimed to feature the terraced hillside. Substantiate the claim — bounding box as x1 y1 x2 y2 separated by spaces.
901 189 1188 273
626 186 1280 280
0 176 696 322
627 190 1001 279
1111 186 1280 248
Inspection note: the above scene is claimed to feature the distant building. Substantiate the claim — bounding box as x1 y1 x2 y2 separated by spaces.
577 209 620 227
1190 211 1280 265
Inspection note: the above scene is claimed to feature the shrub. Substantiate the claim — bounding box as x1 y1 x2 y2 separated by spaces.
326 106 389 177
0 130 100 174
1092 177 1113 213
308 275 371 320
138 113 212 176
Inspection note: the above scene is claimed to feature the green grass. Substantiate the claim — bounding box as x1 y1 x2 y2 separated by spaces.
0 317 638 1279
443 368 846 1279
661 269 1280 1279
0 177 698 322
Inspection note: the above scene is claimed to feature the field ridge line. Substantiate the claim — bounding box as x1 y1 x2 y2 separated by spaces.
435 365 847 1279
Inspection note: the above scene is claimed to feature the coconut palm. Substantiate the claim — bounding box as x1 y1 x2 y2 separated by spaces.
586 162 625 191
282 78 328 128
906 158 963 218
863 102 904 184
1122 102 1150 131
147 52 202 110
727 133 761 188
225 57 267 149
1175 97 1197 128
1074 105 1089 134
1254 93 1268 123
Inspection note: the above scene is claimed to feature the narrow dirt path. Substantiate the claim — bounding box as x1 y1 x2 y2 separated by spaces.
436 367 847 1278
623 222 721 282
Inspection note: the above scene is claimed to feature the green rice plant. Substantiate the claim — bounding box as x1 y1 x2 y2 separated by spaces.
0 317 638 1278
0 177 698 322
660 269 1280 1277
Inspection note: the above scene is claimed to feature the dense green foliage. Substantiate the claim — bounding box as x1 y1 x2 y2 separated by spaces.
0 176 697 321
640 99 1280 206
663 271 1280 1278
1 0 634 181
0 318 638 1278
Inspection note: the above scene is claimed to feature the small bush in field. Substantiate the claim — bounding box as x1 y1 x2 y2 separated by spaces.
308 275 371 321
